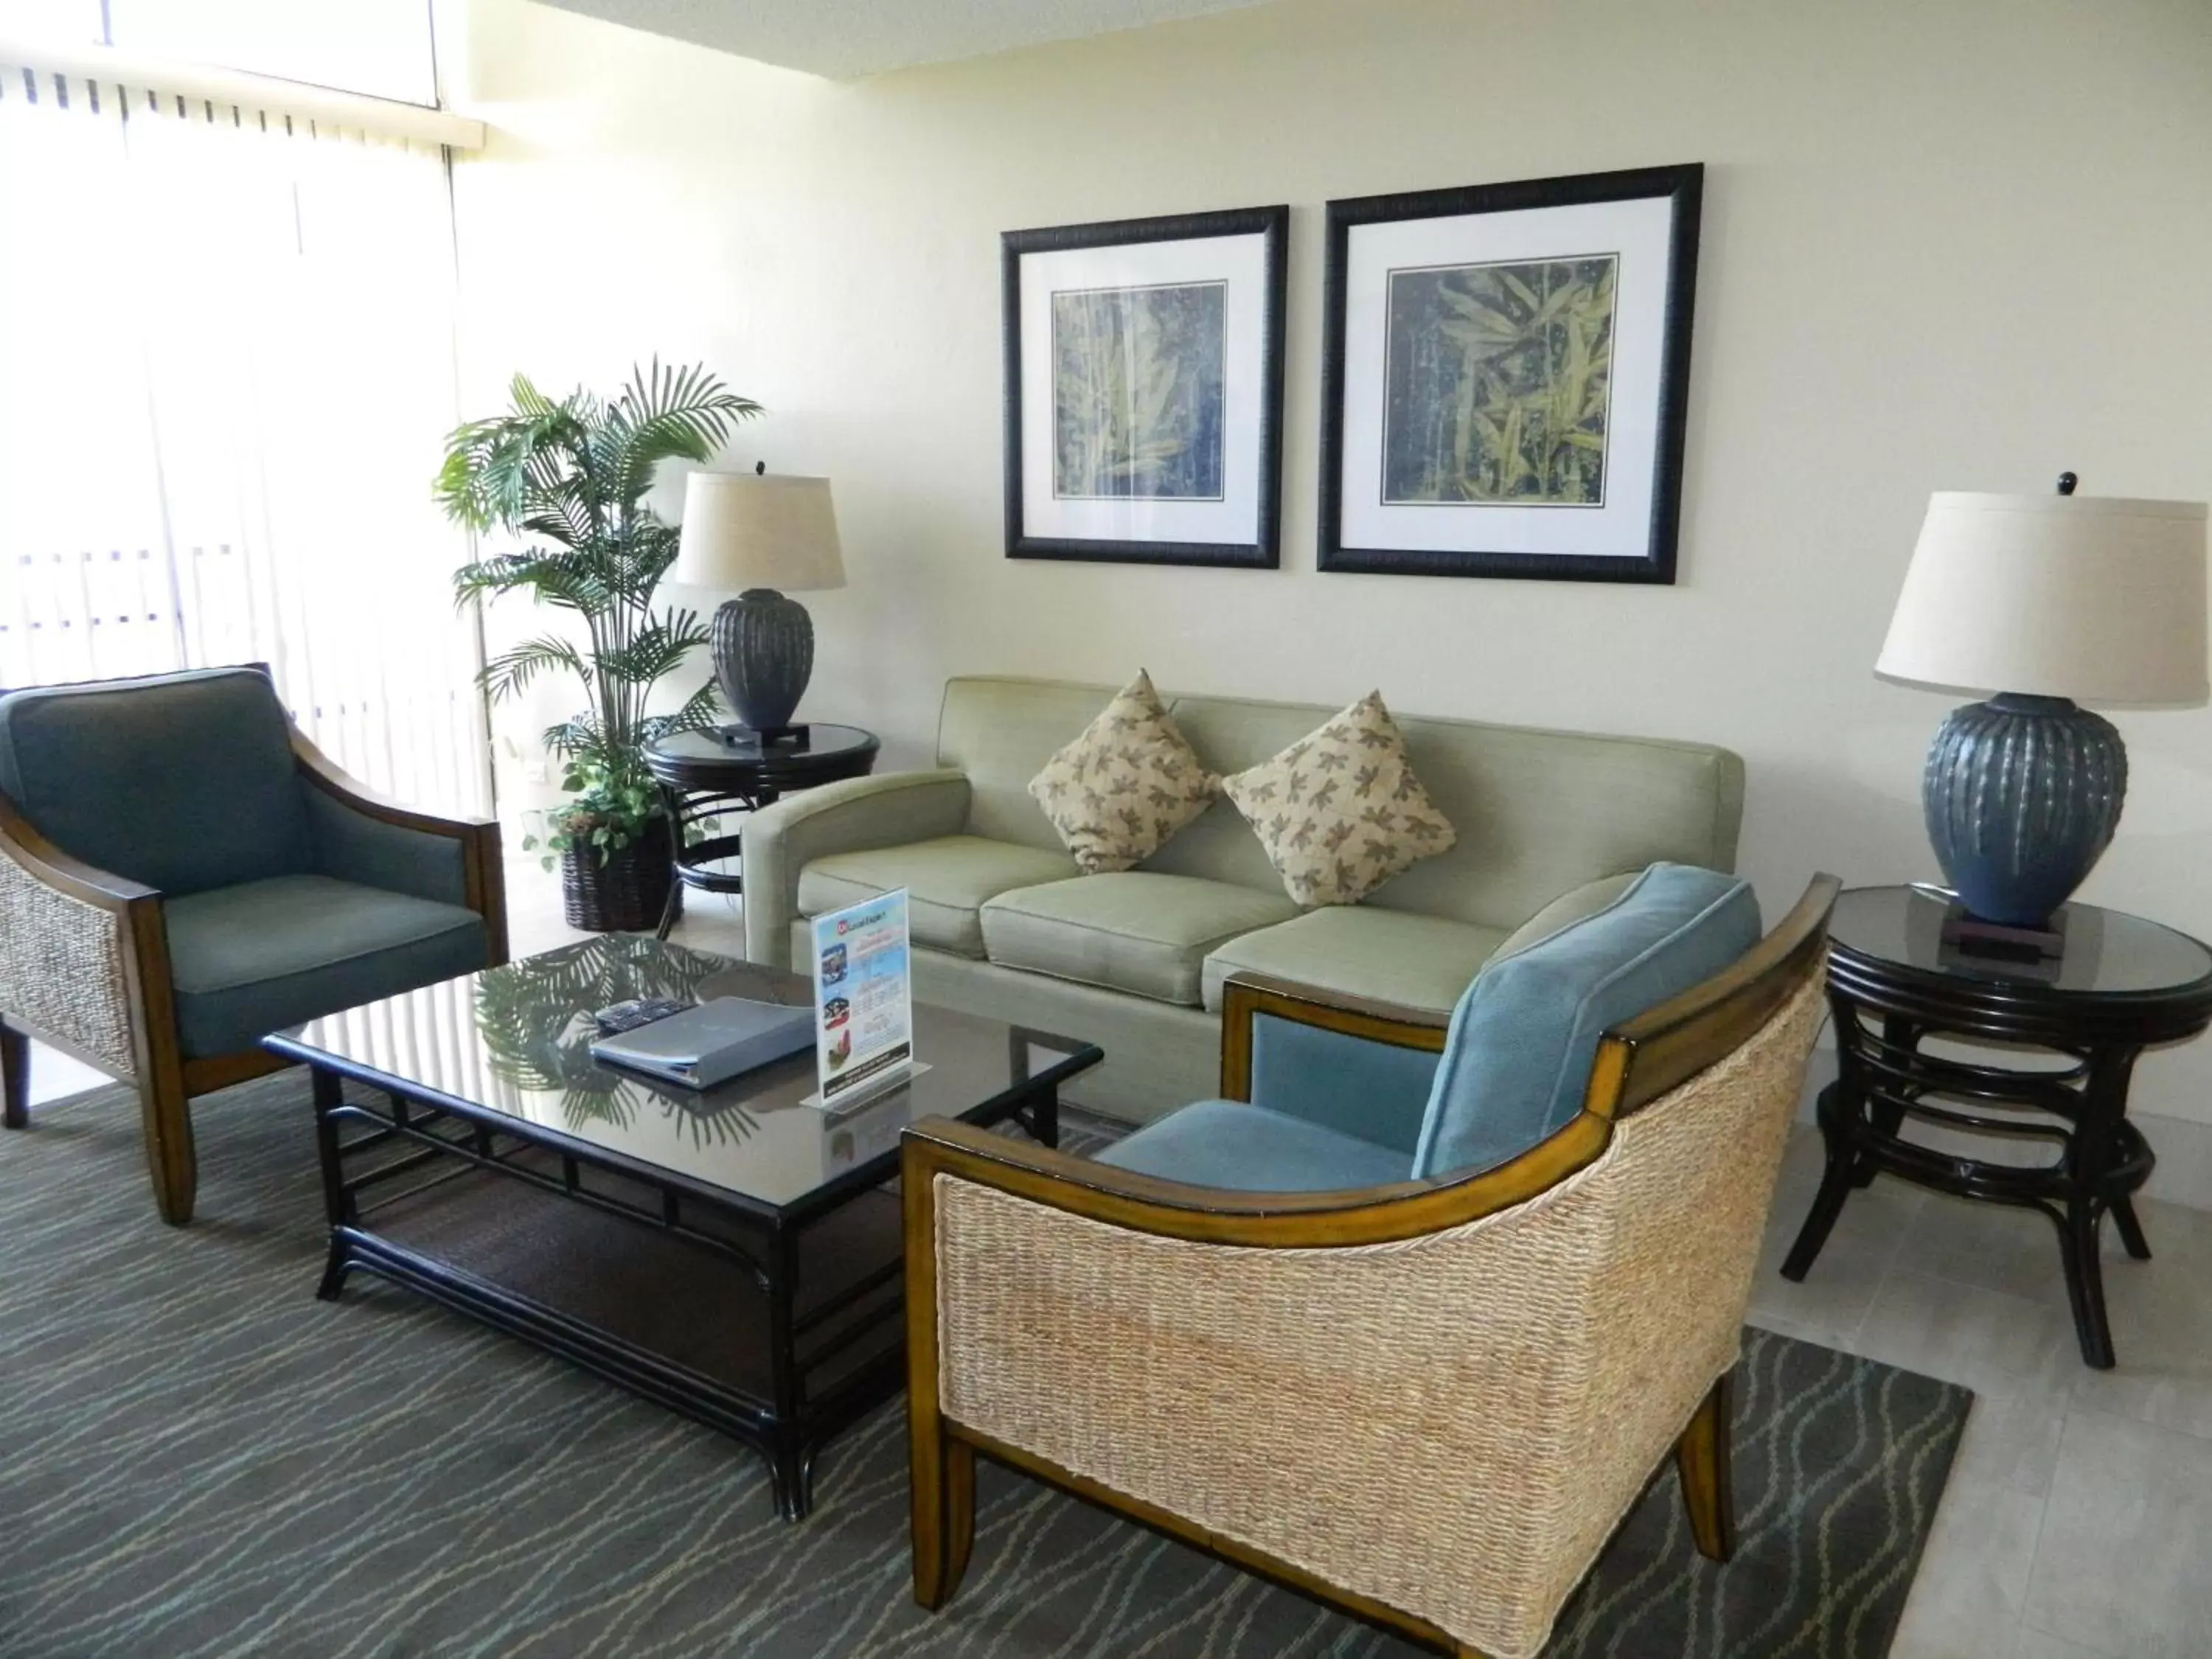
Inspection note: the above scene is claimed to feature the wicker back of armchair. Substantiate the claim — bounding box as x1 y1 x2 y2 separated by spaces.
905 876 1837 1659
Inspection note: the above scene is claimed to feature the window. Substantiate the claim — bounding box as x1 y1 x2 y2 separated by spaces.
0 50 490 815
0 0 439 105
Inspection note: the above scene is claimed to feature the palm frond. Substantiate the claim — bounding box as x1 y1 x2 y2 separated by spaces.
599 610 710 686
479 635 589 705
439 360 759 834
641 678 726 744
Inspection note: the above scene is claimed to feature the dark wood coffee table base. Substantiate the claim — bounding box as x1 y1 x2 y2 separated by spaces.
307 1065 1061 1520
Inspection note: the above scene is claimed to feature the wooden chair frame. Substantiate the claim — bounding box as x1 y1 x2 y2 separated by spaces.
0 726 506 1225
900 875 1837 1657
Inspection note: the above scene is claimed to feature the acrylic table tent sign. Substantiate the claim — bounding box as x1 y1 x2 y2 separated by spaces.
808 888 922 1109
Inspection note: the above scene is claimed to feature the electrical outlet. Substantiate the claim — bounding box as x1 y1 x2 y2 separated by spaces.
524 759 549 785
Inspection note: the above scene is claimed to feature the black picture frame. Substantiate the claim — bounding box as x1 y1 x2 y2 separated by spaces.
1003 205 1288 569
1318 164 1703 583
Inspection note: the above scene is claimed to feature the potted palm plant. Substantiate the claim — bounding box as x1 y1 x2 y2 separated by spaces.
438 361 761 932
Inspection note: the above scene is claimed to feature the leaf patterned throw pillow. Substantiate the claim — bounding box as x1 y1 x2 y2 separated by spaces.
1222 692 1457 906
1028 671 1221 874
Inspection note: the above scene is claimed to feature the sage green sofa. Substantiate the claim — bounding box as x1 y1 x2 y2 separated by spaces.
740 677 1745 1124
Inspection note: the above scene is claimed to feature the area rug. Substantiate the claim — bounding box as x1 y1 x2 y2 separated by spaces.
0 1073 1970 1658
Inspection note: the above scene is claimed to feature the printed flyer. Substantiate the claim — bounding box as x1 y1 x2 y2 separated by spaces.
810 888 915 1107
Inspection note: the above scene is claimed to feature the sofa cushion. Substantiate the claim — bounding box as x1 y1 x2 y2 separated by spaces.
1201 905 1509 1014
0 666 313 897
1220 692 1456 907
798 835 1079 959
165 874 487 1058
981 873 1298 1006
1411 862 1761 1180
1027 670 1218 873
1093 1099 1414 1191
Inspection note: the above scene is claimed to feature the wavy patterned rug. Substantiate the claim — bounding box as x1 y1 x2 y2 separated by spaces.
0 1073 1969 1659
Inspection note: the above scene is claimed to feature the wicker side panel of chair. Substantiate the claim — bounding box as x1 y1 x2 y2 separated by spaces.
0 853 134 1074
931 970 1826 1659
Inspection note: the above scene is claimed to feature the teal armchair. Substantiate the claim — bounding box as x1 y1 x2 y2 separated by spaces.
902 867 1837 1658
1096 861 1770 1191
0 666 507 1223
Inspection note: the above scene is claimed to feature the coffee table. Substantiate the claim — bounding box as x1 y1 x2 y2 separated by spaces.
263 935 1100 1520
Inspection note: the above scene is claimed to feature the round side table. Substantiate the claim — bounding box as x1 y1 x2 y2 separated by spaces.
1781 884 2212 1368
641 725 879 942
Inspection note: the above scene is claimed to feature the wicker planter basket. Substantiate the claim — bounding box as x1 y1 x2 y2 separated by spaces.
560 813 681 933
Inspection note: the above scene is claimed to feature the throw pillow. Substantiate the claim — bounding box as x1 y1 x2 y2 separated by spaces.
1222 692 1456 906
1027 671 1220 873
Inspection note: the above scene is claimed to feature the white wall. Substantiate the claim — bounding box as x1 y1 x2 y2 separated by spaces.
444 0 2212 1150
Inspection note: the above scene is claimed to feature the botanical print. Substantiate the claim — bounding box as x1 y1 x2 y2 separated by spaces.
1051 281 1227 501
1380 254 1616 507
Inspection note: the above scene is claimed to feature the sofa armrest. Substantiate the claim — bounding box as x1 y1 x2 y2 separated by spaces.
292 732 507 966
740 770 971 968
1492 872 1644 961
0 787 161 1078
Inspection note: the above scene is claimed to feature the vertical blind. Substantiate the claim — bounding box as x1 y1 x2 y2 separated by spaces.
0 58 492 815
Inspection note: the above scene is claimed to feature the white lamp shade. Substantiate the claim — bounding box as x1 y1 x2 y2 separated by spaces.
672 472 846 594
1875 491 2209 707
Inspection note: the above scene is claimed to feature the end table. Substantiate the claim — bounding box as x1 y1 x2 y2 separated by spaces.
642 725 879 942
1782 884 2212 1368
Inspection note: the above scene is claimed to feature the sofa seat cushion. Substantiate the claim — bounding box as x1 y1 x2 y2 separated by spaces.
1094 1099 1414 1192
164 874 487 1059
1412 861 1761 1180
799 835 1079 959
981 873 1298 1006
1201 905 1509 1015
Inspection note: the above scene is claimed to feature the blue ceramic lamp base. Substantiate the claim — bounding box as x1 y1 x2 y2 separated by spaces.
1922 693 2126 928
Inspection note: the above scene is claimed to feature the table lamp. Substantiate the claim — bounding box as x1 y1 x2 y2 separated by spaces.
673 467 846 743
1876 475 2208 938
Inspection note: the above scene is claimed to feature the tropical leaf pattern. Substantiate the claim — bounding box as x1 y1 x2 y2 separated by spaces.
1222 692 1455 907
1051 282 1226 501
1382 255 1616 505
1028 670 1220 872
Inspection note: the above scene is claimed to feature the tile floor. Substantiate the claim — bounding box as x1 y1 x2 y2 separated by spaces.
19 860 2211 1658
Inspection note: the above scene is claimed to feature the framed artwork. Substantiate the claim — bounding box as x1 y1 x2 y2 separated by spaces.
1003 205 1287 568
1319 164 1703 583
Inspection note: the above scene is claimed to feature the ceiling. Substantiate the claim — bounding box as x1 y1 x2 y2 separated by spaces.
532 0 1279 80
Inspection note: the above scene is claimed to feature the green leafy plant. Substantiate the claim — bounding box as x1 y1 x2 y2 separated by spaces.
438 361 762 863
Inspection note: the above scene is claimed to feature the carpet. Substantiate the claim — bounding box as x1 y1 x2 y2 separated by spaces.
0 1072 1970 1659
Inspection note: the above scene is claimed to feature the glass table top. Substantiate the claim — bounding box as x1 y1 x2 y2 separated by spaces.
1832 886 2212 996
272 936 1096 1211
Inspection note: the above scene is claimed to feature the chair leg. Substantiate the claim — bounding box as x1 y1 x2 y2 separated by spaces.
1 1019 27 1130
136 1068 198 1225
910 1425 977 1611
1676 1371 1736 1562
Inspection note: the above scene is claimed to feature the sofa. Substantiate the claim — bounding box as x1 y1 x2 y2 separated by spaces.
740 676 1745 1123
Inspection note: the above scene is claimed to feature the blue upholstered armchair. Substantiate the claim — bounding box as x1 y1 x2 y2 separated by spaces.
902 867 1838 1659
0 667 507 1223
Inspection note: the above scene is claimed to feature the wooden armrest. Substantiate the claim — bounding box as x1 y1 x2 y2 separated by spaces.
1218 970 1450 1101
900 1109 1608 1251
290 729 498 837
0 787 159 911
